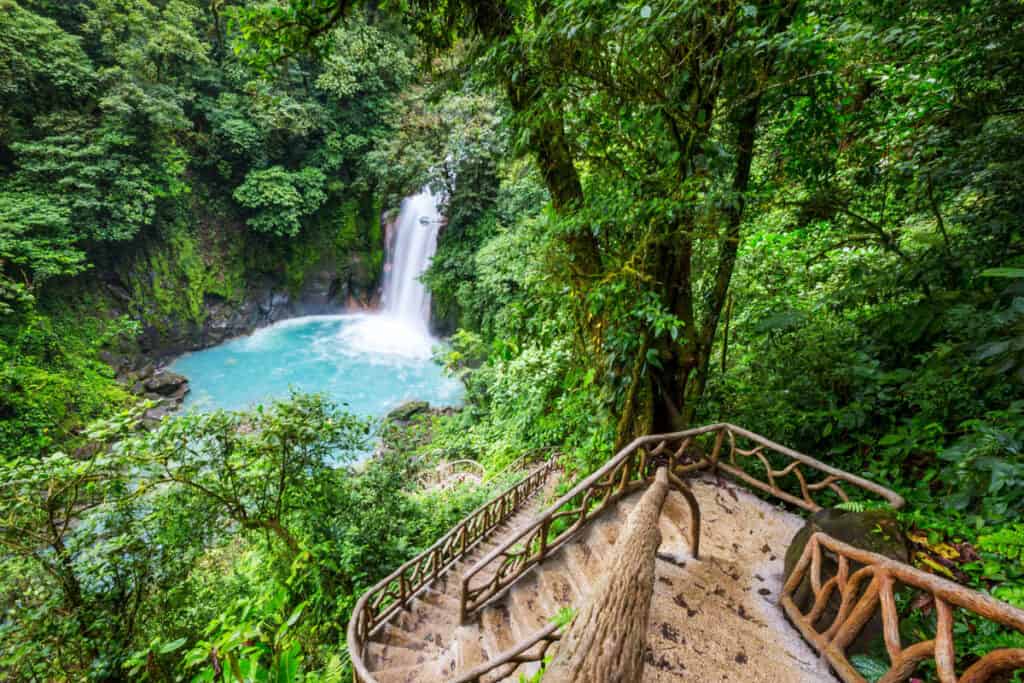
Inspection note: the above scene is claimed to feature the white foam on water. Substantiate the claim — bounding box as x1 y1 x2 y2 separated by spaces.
235 314 341 352
335 313 437 361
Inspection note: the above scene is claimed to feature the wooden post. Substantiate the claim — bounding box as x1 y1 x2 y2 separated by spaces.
709 428 725 471
538 517 549 561
545 467 670 683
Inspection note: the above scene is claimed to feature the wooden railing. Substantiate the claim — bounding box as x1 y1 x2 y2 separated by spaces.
704 423 905 512
347 460 555 683
459 423 903 622
459 428 707 622
416 459 486 490
782 532 1024 683
451 622 562 683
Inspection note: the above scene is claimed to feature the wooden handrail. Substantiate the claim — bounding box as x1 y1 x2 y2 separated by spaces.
452 621 562 683
781 532 1024 683
715 424 905 511
459 423 903 622
347 459 556 683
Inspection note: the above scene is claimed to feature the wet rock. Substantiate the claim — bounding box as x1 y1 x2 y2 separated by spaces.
386 400 430 423
144 370 189 397
142 401 179 428
783 508 908 653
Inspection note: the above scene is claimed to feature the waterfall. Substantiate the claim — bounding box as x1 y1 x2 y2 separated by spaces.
381 189 442 330
336 188 442 359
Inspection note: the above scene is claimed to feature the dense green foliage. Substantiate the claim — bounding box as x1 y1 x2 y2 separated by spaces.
2 0 1023 680
0 0 423 459
0 2 465 680
1 392 494 681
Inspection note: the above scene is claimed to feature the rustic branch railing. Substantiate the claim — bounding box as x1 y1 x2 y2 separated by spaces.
703 424 906 512
417 459 486 490
347 460 555 683
451 621 562 683
459 427 711 622
459 423 903 623
782 532 1024 683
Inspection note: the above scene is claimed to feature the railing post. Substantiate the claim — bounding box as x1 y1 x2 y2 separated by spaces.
538 517 549 561
709 427 725 471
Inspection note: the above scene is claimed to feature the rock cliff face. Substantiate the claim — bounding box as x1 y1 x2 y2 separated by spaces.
95 191 388 370
126 257 379 362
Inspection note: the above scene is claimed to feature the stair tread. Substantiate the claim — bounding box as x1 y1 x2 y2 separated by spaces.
507 572 550 641
479 601 517 657
535 556 582 612
452 625 488 675
371 657 451 683
561 538 603 591
375 623 443 654
422 588 460 611
366 642 434 671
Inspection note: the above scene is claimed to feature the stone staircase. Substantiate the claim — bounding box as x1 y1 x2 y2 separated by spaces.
353 426 1024 682
359 475 836 683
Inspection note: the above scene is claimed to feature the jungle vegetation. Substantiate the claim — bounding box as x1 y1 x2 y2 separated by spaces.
1 0 1023 680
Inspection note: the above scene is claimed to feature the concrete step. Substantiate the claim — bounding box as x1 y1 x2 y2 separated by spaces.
561 538 604 592
506 571 550 641
535 556 582 613
452 625 488 676
390 597 458 650
371 657 452 683
376 623 442 654
479 600 517 658
421 587 460 612
365 642 434 671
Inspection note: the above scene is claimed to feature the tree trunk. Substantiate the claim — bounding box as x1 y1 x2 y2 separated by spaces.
243 518 302 559
545 468 670 682
471 0 601 282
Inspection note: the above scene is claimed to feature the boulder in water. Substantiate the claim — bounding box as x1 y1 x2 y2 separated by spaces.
144 370 190 397
783 507 908 653
386 400 430 424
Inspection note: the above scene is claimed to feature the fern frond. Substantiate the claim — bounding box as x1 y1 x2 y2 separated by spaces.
978 524 1024 562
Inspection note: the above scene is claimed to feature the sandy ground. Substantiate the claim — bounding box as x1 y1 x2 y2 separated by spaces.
636 475 838 682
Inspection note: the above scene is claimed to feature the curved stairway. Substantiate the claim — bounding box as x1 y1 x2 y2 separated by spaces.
360 476 836 683
353 425 1024 683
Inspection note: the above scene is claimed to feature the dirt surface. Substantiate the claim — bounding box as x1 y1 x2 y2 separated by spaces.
638 475 837 682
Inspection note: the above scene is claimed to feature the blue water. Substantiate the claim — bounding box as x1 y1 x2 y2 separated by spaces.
169 314 464 417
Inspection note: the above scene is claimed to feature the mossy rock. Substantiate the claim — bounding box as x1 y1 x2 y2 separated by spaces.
783 508 908 653
386 400 430 423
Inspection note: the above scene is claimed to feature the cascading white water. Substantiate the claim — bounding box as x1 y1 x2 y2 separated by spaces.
380 189 442 330
334 188 443 359
167 189 463 421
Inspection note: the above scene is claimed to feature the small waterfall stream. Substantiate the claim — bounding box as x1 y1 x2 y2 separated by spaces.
336 187 442 358
381 189 442 330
